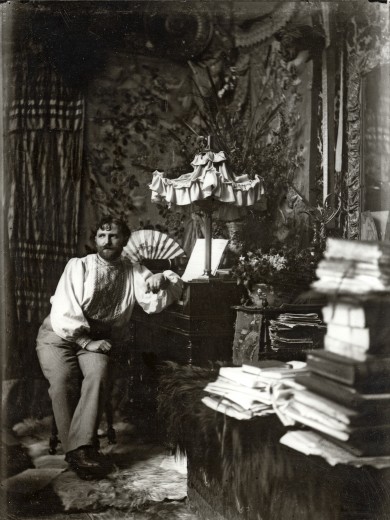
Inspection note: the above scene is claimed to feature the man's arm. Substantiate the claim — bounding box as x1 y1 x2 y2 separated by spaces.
50 258 95 349
146 273 170 293
133 264 183 314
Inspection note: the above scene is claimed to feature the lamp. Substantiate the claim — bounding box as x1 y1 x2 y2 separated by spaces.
149 136 265 278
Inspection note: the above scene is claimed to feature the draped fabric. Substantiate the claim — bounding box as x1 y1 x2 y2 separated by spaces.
8 43 84 325
3 42 85 427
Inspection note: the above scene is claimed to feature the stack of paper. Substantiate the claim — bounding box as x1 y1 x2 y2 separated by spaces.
202 361 308 420
280 430 390 468
269 313 326 351
274 377 390 456
290 238 390 456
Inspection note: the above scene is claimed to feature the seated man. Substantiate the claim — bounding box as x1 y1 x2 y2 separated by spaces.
36 216 183 479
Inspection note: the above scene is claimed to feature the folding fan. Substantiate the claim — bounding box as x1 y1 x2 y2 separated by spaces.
123 230 186 263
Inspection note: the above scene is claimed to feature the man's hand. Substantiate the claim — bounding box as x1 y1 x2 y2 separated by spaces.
146 273 170 293
85 339 112 353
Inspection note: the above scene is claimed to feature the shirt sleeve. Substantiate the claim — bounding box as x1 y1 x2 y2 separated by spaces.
50 258 92 347
133 264 183 314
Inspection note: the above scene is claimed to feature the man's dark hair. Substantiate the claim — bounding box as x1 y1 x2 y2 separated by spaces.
95 216 131 242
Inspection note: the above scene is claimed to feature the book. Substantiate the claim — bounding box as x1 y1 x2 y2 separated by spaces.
319 431 390 457
283 402 390 455
316 258 390 278
324 336 372 362
313 241 390 293
290 400 352 432
296 373 390 407
306 350 390 389
322 298 390 329
252 366 308 380
324 238 390 263
325 323 390 351
279 429 371 462
282 428 390 459
311 277 390 295
242 360 288 375
293 389 390 427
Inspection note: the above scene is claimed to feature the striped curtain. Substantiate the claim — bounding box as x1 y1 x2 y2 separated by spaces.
8 42 84 326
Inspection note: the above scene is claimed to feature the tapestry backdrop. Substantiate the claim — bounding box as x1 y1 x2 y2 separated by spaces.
81 2 313 254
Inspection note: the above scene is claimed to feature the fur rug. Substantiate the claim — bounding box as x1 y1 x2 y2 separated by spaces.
52 446 187 511
11 415 198 518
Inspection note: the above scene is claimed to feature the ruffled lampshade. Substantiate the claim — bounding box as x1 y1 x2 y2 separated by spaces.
149 150 265 277
150 151 264 209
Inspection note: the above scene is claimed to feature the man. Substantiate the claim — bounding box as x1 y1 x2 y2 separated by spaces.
36 216 183 479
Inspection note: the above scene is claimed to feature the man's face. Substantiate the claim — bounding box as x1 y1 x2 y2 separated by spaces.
95 223 126 261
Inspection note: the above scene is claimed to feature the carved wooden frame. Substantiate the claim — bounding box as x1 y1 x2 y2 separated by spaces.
345 16 390 239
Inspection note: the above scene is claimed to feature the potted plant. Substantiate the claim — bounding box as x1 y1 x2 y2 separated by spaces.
231 245 322 307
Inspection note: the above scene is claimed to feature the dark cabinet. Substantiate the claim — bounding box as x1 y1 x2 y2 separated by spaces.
130 280 243 366
126 280 243 424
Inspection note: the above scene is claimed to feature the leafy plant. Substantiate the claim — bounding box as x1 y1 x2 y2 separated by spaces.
155 204 186 242
231 245 323 292
188 64 283 176
178 62 305 249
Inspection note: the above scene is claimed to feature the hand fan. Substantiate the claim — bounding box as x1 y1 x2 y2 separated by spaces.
123 230 186 263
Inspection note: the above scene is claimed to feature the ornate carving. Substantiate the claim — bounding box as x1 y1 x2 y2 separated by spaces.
345 7 390 239
274 24 325 63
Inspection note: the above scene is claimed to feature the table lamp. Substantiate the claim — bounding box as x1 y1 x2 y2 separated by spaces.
149 137 265 278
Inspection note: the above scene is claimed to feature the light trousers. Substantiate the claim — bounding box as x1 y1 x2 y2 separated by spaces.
36 316 110 453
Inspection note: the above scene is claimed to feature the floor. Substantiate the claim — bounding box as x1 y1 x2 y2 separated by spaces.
2 416 200 520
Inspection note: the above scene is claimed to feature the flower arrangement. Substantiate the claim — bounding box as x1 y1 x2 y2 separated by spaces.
231 245 322 295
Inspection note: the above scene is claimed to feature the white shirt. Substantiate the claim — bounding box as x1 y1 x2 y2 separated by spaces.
50 253 183 347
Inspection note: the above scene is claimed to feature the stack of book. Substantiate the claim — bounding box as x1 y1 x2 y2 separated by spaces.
281 239 390 456
269 313 326 352
312 238 390 295
202 360 307 420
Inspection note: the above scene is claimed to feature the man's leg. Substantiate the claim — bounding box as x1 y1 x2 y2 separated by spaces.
36 319 81 453
66 349 110 453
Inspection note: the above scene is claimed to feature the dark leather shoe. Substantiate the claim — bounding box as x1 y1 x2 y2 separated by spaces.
66 446 107 479
87 447 113 472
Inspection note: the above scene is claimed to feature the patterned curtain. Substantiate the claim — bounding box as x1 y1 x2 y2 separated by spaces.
4 41 84 423
8 42 84 326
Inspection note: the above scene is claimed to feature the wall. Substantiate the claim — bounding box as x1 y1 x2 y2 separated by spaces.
79 51 192 251
80 1 317 252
